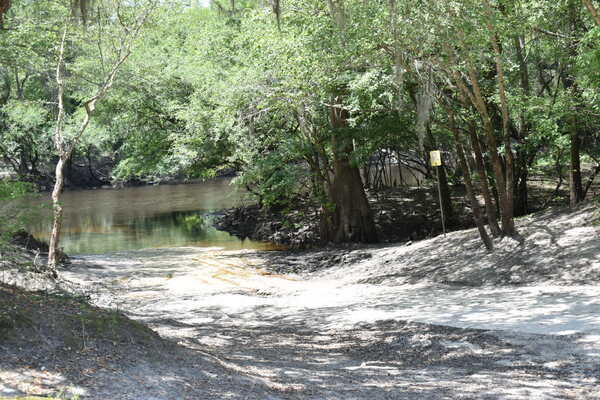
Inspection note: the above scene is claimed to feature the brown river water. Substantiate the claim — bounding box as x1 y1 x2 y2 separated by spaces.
29 178 276 255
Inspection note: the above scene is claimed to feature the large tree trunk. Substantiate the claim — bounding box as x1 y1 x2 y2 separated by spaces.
320 103 378 243
324 146 378 243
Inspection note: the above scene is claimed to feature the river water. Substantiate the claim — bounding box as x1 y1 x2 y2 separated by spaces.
29 178 274 255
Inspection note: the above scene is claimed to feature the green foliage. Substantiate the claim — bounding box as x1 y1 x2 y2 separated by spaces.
176 213 206 235
1 0 599 218
0 180 40 246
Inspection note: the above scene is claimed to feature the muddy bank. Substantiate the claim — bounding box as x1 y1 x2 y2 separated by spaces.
215 177 588 249
216 187 475 248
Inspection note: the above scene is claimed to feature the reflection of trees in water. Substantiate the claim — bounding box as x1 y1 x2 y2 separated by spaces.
26 180 263 254
57 211 229 254
133 211 210 238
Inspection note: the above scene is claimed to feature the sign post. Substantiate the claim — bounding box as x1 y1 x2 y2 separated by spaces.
429 150 446 237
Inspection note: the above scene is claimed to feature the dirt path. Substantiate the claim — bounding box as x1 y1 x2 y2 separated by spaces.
53 243 600 399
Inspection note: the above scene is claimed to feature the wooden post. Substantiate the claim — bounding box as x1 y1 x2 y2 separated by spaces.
436 166 446 237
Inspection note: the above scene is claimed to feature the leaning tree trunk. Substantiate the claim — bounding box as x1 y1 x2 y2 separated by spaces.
450 60 513 237
46 13 149 276
454 138 493 251
583 0 600 26
467 123 502 237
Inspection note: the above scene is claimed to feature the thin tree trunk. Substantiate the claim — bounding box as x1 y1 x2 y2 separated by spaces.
0 0 10 28
513 35 531 217
583 0 600 26
448 62 509 236
466 66 515 236
583 164 600 198
487 25 517 236
47 29 68 275
453 135 493 251
47 158 66 276
569 116 584 207
467 122 502 236
426 125 454 225
46 10 151 275
514 168 529 216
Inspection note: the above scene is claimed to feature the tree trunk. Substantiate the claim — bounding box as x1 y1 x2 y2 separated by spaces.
71 0 92 24
487 29 517 236
0 0 10 28
320 103 378 243
583 0 600 26
426 126 454 226
513 34 531 217
325 147 378 243
444 105 493 249
455 140 493 251
467 123 502 236
513 168 529 216
47 157 66 278
450 62 514 236
436 161 454 226
569 118 584 207
468 68 515 236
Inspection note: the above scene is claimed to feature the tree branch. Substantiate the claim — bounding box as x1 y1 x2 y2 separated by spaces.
582 0 600 26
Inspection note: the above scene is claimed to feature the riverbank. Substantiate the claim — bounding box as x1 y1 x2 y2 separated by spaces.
216 182 576 249
215 186 466 248
2 201 600 399
256 202 600 286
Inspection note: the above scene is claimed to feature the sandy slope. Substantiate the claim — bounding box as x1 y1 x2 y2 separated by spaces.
2 203 599 399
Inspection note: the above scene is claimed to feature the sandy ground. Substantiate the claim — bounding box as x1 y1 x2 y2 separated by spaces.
2 203 599 399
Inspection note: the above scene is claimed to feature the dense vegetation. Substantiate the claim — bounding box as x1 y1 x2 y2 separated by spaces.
0 0 599 273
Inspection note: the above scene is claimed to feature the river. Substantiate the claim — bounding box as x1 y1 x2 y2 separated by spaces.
29 178 274 255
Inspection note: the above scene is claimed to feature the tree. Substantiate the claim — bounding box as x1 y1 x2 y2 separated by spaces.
47 1 154 275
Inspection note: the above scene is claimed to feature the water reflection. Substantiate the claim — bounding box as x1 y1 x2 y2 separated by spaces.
29 179 273 254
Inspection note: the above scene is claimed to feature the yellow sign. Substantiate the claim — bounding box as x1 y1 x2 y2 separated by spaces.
430 150 442 167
